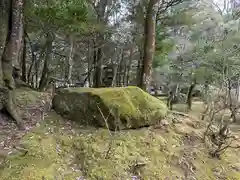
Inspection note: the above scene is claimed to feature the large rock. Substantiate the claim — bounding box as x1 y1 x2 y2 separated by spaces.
52 86 167 130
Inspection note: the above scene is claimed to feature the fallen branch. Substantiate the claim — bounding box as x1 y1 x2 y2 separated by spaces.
169 110 195 119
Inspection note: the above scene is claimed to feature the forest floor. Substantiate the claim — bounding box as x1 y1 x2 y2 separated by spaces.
0 89 240 179
0 87 52 158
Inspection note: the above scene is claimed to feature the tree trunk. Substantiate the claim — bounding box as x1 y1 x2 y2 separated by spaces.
87 40 92 87
0 0 24 129
65 35 74 85
203 79 209 104
93 34 103 88
39 32 54 91
126 45 133 86
34 45 46 88
25 30 36 84
21 35 27 82
11 0 23 71
227 79 237 123
236 79 239 100
167 84 179 110
139 0 158 91
92 0 108 88
123 55 128 86
137 45 143 86
186 79 196 110
117 49 124 86
111 64 118 87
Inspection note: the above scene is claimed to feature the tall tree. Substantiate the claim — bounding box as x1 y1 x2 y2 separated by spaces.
139 0 186 91
0 0 24 128
139 0 159 91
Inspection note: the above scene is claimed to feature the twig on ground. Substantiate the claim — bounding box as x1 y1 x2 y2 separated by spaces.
96 104 118 159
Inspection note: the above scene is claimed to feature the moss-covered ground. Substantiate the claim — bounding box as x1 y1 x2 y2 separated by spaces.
1 97 240 179
0 87 52 169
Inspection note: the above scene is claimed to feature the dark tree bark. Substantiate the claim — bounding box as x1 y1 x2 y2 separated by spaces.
93 34 103 88
92 0 109 88
21 35 27 82
117 49 124 86
39 32 54 91
167 84 179 110
65 35 74 85
87 40 92 87
186 79 196 110
0 0 24 129
125 44 134 86
137 44 143 85
139 0 159 91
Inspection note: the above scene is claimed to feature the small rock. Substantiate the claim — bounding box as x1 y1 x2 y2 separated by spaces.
131 176 139 180
213 166 223 176
160 119 169 126
76 177 85 180
187 176 196 180
172 118 182 124
230 163 240 172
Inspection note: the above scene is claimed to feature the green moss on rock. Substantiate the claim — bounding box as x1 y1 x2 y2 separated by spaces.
52 86 167 130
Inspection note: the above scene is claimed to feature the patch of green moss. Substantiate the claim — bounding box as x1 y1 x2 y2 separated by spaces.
15 87 49 107
0 112 184 180
1 107 240 179
72 128 171 179
0 112 83 180
53 86 168 130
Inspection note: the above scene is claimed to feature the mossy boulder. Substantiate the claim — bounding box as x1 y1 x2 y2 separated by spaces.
52 86 167 130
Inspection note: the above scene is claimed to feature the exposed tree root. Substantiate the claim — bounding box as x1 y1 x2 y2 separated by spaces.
0 87 24 129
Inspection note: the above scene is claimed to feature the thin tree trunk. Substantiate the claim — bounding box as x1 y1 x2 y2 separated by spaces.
126 45 134 86
139 0 158 91
39 32 54 91
111 64 118 87
21 35 27 82
203 79 209 104
123 54 128 86
137 45 143 86
236 79 239 100
227 79 237 123
26 31 37 84
167 84 179 110
186 79 196 110
117 49 124 86
65 35 74 85
93 34 103 88
87 40 92 87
